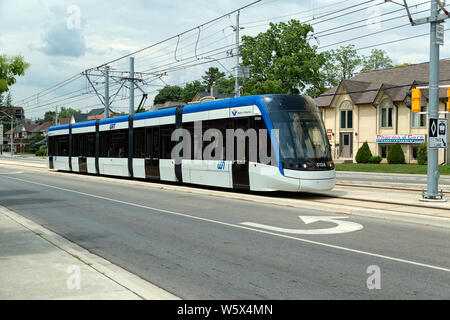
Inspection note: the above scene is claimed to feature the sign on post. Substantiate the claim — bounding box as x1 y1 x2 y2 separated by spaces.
429 118 448 148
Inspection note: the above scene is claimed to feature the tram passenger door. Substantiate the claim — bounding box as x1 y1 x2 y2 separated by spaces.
232 118 250 190
79 135 87 173
145 127 160 180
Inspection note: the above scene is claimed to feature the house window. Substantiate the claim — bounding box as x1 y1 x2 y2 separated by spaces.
380 99 394 128
412 105 427 128
380 145 389 158
340 100 353 129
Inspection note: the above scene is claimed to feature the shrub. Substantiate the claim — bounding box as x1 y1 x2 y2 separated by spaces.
387 143 405 164
355 141 372 163
369 156 382 164
417 142 427 165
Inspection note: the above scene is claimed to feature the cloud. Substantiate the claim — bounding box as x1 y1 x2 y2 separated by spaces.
38 4 87 57
40 26 87 57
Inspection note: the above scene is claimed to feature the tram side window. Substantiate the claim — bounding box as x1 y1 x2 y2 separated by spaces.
255 117 273 164
134 128 146 158
72 134 80 157
112 130 128 158
79 134 88 157
56 135 69 156
100 131 112 157
161 125 175 159
87 133 95 157
205 118 229 159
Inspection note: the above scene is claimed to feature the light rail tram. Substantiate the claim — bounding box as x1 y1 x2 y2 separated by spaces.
47 94 335 192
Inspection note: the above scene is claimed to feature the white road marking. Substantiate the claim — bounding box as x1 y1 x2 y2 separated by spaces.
1 174 449 273
0 171 23 175
242 216 364 235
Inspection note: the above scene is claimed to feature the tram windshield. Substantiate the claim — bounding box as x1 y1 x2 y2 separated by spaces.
264 95 332 170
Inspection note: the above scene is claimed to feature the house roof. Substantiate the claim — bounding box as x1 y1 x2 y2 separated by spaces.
315 58 450 107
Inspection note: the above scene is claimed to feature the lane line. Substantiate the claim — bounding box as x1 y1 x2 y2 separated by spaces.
1 174 449 273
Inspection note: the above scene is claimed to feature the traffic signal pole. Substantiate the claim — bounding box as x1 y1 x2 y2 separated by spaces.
400 0 449 200
427 0 440 199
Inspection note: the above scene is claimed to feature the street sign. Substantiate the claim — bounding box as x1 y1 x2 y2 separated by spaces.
429 118 448 148
436 24 444 46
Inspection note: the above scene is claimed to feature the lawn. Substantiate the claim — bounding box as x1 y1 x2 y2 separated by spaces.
335 163 450 175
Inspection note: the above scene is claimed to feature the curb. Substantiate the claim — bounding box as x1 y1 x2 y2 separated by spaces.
0 205 180 300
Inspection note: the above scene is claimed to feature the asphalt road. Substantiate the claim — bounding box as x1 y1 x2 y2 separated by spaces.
0 167 449 299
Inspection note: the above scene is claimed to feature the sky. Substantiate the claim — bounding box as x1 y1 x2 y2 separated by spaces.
0 0 448 120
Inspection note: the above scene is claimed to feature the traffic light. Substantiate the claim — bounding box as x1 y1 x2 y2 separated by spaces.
447 87 450 112
406 88 421 112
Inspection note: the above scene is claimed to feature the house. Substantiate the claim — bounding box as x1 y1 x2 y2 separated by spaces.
3 118 70 153
314 58 450 164
70 108 120 123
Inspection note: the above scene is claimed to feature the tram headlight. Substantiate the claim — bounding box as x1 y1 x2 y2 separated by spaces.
303 163 309 169
327 160 334 169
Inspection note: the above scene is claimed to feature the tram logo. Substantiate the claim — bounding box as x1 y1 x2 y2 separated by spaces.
217 161 226 170
231 110 238 117
109 123 116 130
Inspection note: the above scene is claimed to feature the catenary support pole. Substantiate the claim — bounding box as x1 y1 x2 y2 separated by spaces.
104 66 109 118
235 10 240 98
129 57 135 116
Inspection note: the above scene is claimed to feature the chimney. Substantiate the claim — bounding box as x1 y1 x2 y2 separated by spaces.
210 82 218 99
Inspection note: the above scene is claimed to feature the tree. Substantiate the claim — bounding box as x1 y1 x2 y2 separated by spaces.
180 80 205 103
57 107 80 119
201 67 225 88
44 111 56 122
242 79 286 96
216 75 235 95
0 55 30 94
355 141 372 163
153 86 183 105
387 143 405 164
240 20 325 94
326 45 362 81
417 142 427 165
361 49 393 72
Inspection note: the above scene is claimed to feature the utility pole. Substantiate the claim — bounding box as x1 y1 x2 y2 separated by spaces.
10 116 13 157
401 0 450 200
427 0 440 199
235 10 241 98
104 66 110 118
55 106 58 126
129 57 135 116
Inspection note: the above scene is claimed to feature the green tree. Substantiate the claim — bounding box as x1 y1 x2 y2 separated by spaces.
417 142 427 165
387 143 405 164
242 79 286 96
153 86 183 105
239 20 325 94
58 107 80 119
201 67 225 88
325 45 362 81
180 80 205 103
0 54 30 93
355 141 373 163
29 133 44 154
44 111 56 122
361 49 393 72
216 75 235 95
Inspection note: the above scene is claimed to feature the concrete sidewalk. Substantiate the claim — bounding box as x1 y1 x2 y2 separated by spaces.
0 206 179 300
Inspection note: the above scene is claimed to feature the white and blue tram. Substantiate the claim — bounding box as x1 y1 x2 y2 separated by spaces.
47 94 335 192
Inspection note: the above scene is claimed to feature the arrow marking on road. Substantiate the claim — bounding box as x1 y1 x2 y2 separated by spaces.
241 216 363 235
